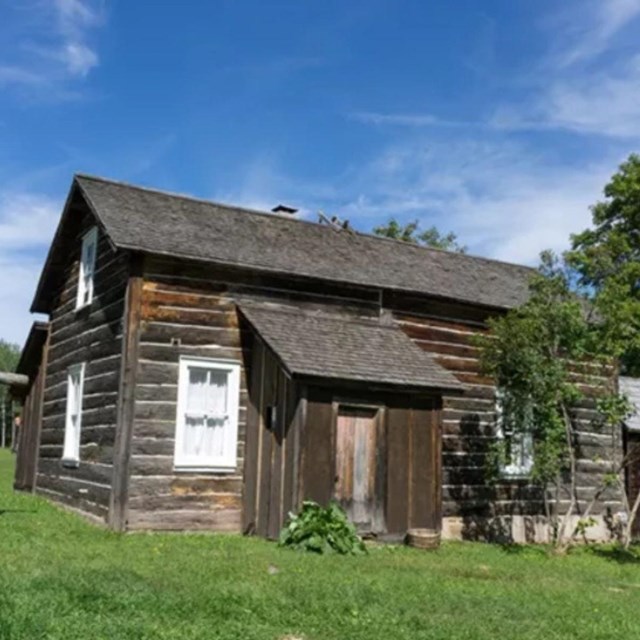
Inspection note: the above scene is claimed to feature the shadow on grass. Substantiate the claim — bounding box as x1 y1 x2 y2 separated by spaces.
0 509 37 516
587 546 640 565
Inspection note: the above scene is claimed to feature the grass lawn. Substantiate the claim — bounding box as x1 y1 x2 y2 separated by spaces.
1 450 639 640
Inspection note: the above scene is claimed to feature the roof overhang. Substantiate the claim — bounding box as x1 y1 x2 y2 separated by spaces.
238 302 466 393
10 322 48 398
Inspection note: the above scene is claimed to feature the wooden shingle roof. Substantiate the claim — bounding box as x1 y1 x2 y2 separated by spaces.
33 174 535 312
239 302 465 391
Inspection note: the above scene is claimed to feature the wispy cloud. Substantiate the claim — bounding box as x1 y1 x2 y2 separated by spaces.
492 55 640 138
490 0 640 139
0 0 106 98
352 112 475 129
354 1 640 140
0 190 60 344
328 139 619 265
551 0 640 67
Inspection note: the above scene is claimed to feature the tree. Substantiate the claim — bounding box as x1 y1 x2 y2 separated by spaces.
373 218 467 253
0 339 20 449
567 154 640 375
475 253 632 550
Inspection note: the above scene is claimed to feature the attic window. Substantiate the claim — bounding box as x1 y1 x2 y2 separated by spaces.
76 227 98 309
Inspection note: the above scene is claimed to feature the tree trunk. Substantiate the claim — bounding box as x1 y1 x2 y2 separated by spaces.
624 482 640 549
556 403 578 551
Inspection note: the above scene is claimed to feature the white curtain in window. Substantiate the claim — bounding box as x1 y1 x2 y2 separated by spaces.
63 365 84 463
183 366 229 460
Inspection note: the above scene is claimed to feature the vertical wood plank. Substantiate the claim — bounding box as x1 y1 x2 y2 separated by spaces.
242 337 263 533
300 388 334 505
256 348 275 536
267 367 285 539
30 330 49 491
109 255 143 531
293 385 306 510
410 404 431 528
432 397 443 531
282 378 298 519
386 406 410 534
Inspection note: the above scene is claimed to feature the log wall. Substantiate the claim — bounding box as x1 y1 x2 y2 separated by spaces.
36 202 129 522
121 256 623 539
389 294 623 542
124 257 380 531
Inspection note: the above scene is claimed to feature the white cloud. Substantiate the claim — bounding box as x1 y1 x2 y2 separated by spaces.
553 0 640 67
0 0 105 97
0 191 60 345
60 42 99 76
351 112 473 129
325 139 618 265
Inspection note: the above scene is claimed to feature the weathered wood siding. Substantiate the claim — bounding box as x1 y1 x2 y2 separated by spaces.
298 388 441 537
242 336 303 538
122 256 620 538
36 202 129 522
126 257 381 531
14 340 48 491
391 295 623 540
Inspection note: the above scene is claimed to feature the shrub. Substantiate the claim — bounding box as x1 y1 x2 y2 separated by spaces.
278 501 367 555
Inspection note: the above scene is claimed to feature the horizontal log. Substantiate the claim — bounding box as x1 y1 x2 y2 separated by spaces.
145 257 381 305
36 485 109 521
401 324 478 347
44 340 122 380
36 473 111 507
141 305 239 328
126 508 241 532
0 372 29 387
139 323 243 348
128 492 242 512
38 458 113 486
40 425 116 447
128 474 243 497
137 343 247 366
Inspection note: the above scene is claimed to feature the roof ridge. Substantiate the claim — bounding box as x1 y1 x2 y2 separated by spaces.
74 172 535 273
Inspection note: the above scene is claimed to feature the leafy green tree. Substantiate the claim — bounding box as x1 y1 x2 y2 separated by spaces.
0 339 20 396
0 339 20 449
475 253 632 550
373 218 467 253
567 154 640 375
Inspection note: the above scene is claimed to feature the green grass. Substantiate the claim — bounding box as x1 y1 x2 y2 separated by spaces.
1 450 639 640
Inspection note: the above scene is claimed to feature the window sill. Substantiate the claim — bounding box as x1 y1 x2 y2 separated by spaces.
173 465 237 475
500 470 532 481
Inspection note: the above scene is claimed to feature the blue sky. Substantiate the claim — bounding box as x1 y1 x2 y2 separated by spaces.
1 0 639 345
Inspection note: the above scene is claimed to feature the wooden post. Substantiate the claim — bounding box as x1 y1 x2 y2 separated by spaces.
109 255 144 531
10 399 15 452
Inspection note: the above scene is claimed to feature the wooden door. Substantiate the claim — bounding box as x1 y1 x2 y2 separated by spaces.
334 406 383 532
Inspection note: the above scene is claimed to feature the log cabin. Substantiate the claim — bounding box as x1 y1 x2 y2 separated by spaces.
12 174 626 542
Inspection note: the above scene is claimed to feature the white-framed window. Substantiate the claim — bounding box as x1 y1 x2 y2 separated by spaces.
495 389 534 477
63 363 85 466
174 357 241 472
76 226 98 309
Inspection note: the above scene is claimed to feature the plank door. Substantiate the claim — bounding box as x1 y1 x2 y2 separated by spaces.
334 406 383 532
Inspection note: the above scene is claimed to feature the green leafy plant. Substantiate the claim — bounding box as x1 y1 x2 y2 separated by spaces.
278 501 367 555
